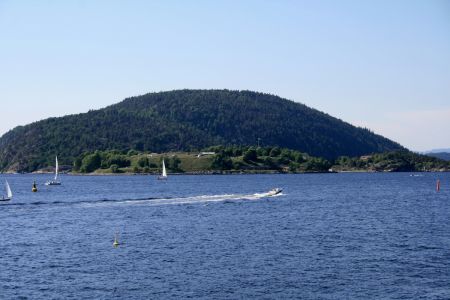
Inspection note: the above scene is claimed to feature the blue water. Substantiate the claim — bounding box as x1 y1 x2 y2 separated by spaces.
0 173 449 299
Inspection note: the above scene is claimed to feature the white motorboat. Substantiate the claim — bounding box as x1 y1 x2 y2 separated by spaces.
267 187 282 196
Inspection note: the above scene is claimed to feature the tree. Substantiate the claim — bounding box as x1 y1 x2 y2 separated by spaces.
127 149 139 156
110 164 120 173
279 149 292 164
256 147 266 156
263 156 276 169
80 152 102 173
243 148 258 162
294 152 305 163
105 154 130 168
137 157 149 168
304 157 331 172
269 147 281 157
169 156 182 171
73 157 82 171
212 153 233 170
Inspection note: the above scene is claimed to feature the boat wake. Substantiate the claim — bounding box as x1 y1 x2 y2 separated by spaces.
3 191 283 209
84 191 283 208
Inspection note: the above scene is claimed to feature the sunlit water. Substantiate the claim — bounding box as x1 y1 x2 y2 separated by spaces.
1 173 449 299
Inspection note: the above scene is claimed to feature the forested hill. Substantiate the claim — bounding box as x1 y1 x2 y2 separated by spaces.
0 89 404 172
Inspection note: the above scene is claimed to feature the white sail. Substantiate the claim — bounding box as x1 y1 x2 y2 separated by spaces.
45 155 61 185
162 159 167 177
54 156 59 180
5 180 12 198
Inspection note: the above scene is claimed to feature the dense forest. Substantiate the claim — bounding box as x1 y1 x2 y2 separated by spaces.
72 147 450 174
333 151 450 172
0 89 404 172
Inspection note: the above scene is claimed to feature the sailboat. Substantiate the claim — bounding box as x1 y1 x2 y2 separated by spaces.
1 180 12 201
157 159 168 180
45 156 61 185
113 233 120 247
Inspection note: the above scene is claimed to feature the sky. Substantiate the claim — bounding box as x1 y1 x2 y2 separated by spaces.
0 0 449 151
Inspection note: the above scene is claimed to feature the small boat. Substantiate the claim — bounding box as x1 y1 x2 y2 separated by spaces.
157 159 168 180
32 181 38 192
113 233 120 247
0 180 12 201
267 188 282 196
45 156 61 185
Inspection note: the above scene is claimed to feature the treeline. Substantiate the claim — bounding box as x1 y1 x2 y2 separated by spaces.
205 145 331 172
71 147 450 174
333 151 450 172
71 146 333 174
73 150 182 173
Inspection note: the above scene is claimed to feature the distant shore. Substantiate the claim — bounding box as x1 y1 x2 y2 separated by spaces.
2 148 449 174
3 169 448 176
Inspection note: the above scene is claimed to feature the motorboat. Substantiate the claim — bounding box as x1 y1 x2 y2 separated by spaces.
267 187 282 196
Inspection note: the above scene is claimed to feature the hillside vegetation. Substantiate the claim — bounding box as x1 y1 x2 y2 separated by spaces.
72 147 450 174
333 151 450 172
73 146 331 174
0 90 404 172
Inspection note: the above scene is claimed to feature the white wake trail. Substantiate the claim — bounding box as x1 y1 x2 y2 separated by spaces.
81 192 282 208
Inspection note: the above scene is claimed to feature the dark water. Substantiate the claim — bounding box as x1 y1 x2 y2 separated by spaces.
0 173 449 299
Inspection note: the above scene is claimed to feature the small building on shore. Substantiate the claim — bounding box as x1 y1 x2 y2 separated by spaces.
197 152 215 157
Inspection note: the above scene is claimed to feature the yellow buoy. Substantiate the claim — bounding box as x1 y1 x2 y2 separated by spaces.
32 181 38 192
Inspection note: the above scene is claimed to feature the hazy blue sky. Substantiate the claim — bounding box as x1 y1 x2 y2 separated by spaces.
1 0 449 151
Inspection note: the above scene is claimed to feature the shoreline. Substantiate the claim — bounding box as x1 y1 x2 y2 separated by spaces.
3 170 449 176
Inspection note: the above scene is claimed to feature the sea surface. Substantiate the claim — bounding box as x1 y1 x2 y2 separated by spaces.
0 173 449 299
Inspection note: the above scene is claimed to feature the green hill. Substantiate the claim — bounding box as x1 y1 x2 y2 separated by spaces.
425 152 450 161
0 89 404 172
